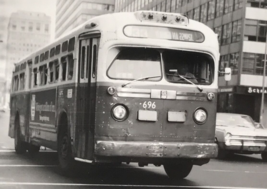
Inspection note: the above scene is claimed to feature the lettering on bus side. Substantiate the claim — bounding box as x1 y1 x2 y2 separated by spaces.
30 89 56 125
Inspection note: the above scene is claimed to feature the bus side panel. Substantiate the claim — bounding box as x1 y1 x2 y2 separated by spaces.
9 95 16 138
9 92 29 141
29 89 57 149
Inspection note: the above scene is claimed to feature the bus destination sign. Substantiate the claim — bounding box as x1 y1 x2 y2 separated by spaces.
124 25 205 43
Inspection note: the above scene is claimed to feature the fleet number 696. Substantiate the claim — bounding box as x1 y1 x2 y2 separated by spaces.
142 101 156 109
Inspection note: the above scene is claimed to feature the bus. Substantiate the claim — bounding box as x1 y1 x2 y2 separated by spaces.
9 11 229 179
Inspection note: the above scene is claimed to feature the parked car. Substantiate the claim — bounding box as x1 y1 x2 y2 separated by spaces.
215 112 267 161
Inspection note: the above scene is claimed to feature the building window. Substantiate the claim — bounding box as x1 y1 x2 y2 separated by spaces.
45 24 49 32
242 53 267 75
187 10 193 19
243 53 255 74
234 0 243 10
36 23 40 31
229 52 239 75
166 0 171 12
208 0 215 21
200 3 207 23
224 0 234 14
12 24 16 30
219 55 229 76
193 7 200 21
161 1 166 12
216 0 224 17
171 0 176 12
247 0 267 8
244 19 267 42
181 0 186 6
29 22 33 31
232 20 242 43
222 23 232 45
214 26 222 45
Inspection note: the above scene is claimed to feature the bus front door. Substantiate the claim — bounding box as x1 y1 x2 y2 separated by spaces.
77 36 99 159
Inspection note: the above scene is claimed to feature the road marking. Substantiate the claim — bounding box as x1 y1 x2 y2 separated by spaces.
205 169 267 174
0 182 264 189
0 149 55 153
0 165 57 167
0 150 15 152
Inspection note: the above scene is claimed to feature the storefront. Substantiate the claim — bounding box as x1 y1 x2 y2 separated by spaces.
217 86 265 123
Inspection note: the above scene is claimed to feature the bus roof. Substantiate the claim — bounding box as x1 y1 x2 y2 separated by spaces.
14 11 219 70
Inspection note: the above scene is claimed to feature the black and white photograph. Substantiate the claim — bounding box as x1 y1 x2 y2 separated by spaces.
0 0 267 188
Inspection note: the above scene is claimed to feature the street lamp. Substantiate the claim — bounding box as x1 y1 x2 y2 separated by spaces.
260 31 267 127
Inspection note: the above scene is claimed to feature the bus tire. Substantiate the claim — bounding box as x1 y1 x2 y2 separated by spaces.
57 116 77 176
261 152 267 162
14 116 27 154
164 163 193 180
28 144 40 155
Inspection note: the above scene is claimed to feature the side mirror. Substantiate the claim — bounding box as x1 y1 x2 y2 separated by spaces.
224 67 232 81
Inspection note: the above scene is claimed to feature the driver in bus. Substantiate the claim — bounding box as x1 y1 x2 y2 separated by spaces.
169 63 198 83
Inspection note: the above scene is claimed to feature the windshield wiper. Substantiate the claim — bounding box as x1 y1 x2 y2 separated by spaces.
170 74 203 92
121 76 161 88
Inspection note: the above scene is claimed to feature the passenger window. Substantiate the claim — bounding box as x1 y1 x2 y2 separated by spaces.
68 55 74 80
49 62 54 83
55 60 59 81
13 76 19 91
61 59 67 81
19 73 25 90
33 68 38 86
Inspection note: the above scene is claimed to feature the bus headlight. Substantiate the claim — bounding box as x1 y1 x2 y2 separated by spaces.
112 105 128 121
193 109 207 124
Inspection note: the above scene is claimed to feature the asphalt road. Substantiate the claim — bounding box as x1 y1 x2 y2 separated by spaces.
0 112 267 189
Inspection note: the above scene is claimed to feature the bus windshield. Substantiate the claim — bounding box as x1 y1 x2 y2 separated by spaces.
107 48 214 85
163 50 214 85
107 48 162 81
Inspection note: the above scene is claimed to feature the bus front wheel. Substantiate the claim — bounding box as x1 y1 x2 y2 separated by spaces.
164 163 193 180
14 117 27 154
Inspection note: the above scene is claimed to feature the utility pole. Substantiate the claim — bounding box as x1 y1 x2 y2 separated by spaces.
260 32 267 128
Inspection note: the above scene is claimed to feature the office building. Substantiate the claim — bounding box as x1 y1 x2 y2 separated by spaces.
6 11 51 86
115 0 267 125
56 0 115 38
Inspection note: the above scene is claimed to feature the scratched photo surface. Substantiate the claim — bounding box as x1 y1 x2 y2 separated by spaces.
0 0 267 189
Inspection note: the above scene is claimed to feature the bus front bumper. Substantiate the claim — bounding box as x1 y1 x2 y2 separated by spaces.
95 141 218 158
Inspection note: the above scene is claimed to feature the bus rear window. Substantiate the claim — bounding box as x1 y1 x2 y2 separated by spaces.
107 48 161 80
163 50 214 85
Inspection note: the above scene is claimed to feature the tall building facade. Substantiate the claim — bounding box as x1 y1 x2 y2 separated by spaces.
115 0 267 125
56 0 115 38
6 11 51 89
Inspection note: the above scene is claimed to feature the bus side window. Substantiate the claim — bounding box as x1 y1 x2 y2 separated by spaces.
44 65 48 85
33 68 38 87
14 76 19 91
68 55 74 80
61 58 67 81
19 73 25 90
55 60 59 82
49 62 54 83
39 66 44 85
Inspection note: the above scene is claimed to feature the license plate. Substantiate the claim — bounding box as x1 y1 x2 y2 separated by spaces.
248 146 261 152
